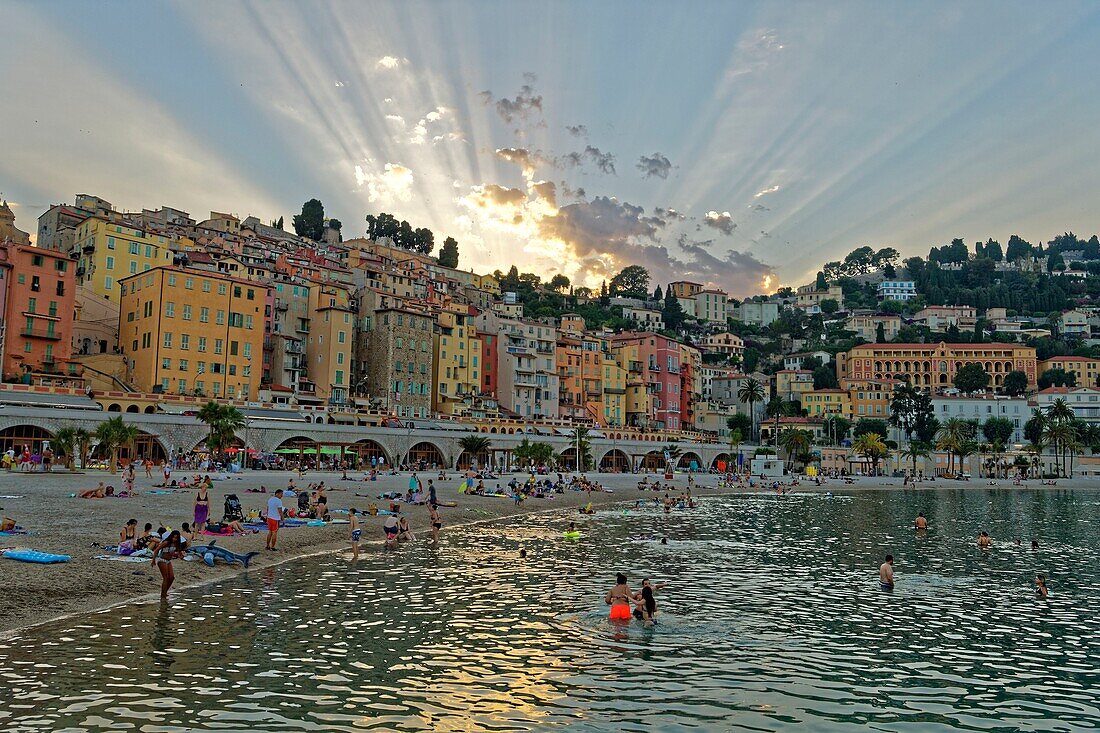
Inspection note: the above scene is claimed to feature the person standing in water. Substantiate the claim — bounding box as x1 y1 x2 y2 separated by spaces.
914 512 928 530
1035 574 1048 599
605 573 634 621
349 508 361 560
977 531 993 548
879 555 895 590
429 503 442 542
152 530 184 598
633 578 666 627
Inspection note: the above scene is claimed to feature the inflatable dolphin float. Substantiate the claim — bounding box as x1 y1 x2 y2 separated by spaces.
188 541 259 568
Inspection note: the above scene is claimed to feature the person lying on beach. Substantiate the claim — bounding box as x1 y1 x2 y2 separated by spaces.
79 483 113 499
180 522 195 547
1 516 17 532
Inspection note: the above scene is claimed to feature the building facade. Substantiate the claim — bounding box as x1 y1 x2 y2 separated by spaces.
838 342 1038 391
0 243 78 380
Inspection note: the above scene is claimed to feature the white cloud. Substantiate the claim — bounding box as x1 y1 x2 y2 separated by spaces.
755 185 781 198
376 55 407 69
354 162 415 202
703 210 736 234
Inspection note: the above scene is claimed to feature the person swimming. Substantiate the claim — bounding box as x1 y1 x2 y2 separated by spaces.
1035 574 1048 599
977 531 993 548
605 573 633 621
879 554 895 590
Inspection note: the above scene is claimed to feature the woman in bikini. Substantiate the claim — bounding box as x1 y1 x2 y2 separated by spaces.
119 518 137 550
605 573 634 622
194 484 211 530
429 504 442 542
152 530 184 598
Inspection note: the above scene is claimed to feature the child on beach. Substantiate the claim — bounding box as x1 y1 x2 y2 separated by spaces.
349 508 361 560
152 530 184 598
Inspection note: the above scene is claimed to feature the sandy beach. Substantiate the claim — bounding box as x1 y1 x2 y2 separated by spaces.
0 467 1092 635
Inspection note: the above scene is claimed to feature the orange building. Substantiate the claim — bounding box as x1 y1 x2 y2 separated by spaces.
842 377 899 419
838 342 1037 391
0 243 78 380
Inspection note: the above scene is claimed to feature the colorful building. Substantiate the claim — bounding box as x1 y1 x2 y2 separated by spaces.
433 305 482 416
0 243 78 380
837 342 1038 392
119 267 266 399
72 216 176 300
610 332 684 430
1039 356 1100 388
802 388 852 419
305 281 355 406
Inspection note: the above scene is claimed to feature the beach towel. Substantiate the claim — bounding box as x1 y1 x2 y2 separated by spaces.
0 529 29 536
0 495 25 499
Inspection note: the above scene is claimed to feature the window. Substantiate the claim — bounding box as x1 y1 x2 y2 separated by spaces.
230 341 239 356
165 302 175 317
105 276 114 291
215 339 223 354
245 315 253 329
178 379 187 393
218 284 227 296
229 365 237 376
213 383 221 396
243 365 251 377
216 310 225 325
197 362 206 374
129 261 137 274
107 236 116 250
31 276 40 292
335 370 344 385
105 256 115 270
129 242 139 255
182 304 192 321
168 274 176 287
199 307 209 323
145 245 152 258
247 289 254 300
228 313 242 328
337 352 345 365
198 337 207 353
234 286 242 298
163 332 173 348
142 333 151 348
180 334 190 350
185 277 194 290
162 357 172 369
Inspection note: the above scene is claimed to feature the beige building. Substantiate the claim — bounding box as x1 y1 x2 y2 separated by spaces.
0 201 31 244
846 312 902 341
73 285 119 356
364 307 434 419
305 281 355 406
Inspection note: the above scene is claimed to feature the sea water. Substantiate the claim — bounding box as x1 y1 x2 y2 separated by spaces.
1 489 1097 731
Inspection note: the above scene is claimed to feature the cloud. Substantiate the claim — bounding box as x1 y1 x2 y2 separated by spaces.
754 184 781 198
477 90 493 105
384 114 405 126
560 182 586 199
654 207 685 222
494 83 543 123
637 152 673 179
376 55 407 69
465 183 528 208
583 146 616 174
703 210 736 235
495 147 549 176
354 162 415 202
565 124 588 137
675 235 776 295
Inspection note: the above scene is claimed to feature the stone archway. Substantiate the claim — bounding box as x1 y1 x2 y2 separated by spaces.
599 448 630 472
407 441 445 469
678 451 703 471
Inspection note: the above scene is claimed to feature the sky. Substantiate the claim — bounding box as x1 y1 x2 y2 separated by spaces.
3 1 1100 296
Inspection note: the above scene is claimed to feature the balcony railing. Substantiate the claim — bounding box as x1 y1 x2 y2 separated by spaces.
23 327 61 340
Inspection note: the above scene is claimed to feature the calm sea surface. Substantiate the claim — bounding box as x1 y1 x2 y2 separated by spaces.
1 489 1097 732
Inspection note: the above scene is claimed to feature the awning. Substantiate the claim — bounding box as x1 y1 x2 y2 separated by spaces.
275 446 346 455
0 390 102 411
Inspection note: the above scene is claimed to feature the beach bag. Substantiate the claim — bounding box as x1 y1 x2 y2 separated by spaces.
117 540 134 556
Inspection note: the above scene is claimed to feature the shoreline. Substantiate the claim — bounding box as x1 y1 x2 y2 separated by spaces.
1 470 1095 637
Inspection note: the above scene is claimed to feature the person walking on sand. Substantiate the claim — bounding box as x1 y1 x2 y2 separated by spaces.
194 483 211 531
266 489 285 551
879 555 895 591
152 530 184 598
349 508 361 560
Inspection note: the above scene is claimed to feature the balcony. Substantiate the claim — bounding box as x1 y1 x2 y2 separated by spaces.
649 363 660 372
285 341 303 354
628 361 643 373
536 345 554 355
668 365 681 374
82 243 95 254
275 299 289 311
22 326 61 340
296 322 310 334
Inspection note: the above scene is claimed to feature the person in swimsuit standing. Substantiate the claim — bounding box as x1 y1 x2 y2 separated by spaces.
1035 574 1048 599
152 530 184 598
879 555 895 590
605 573 634 621
349 508 361 560
194 484 211 530
429 504 442 542
633 578 666 627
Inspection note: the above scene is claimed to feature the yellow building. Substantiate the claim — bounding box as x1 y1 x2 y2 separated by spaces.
802 388 853 419
843 377 898 419
601 343 627 426
433 305 482 415
611 341 653 428
1038 356 1100 388
119 267 266 399
306 281 355 406
775 369 815 401
73 216 176 300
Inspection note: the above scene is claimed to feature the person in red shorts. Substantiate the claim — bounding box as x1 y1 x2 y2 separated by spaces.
605 573 634 621
265 488 285 551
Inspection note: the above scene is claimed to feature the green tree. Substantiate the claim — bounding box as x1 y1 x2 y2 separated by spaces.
1038 367 1077 389
197 401 245 461
608 265 651 299
662 290 686 331
1003 370 1029 395
726 413 752 437
458 435 492 468
900 441 930 474
854 418 889 440
438 236 459 268
822 415 851 444
292 198 325 241
815 271 828 290
53 426 78 470
779 428 812 470
94 416 138 474
820 298 839 315
875 322 886 343
765 395 787 447
982 416 1014 446
737 378 766 441
953 363 990 393
548 274 570 292
1024 409 1047 446
813 365 838 389
853 433 888 475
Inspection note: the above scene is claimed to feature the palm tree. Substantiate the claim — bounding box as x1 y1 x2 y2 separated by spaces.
94 416 138 474
197 401 245 462
853 433 888 476
1044 421 1078 477
662 443 682 472
458 435 492 470
53 426 77 470
779 428 812 470
956 439 979 477
197 400 225 453
74 428 92 471
765 395 787 448
936 417 973 477
570 427 592 471
737 378 765 442
530 441 555 468
900 441 930 475
1045 397 1074 425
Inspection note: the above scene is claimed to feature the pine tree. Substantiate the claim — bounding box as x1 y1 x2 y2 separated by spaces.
438 237 459 268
